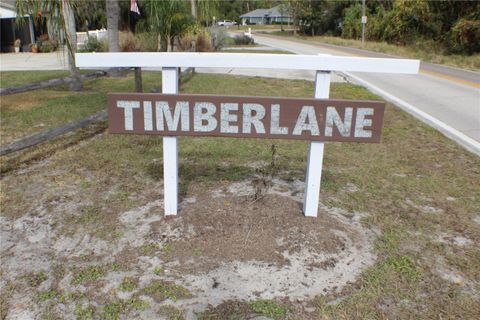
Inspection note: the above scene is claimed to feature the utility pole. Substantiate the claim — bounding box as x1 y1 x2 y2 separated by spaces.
361 0 366 46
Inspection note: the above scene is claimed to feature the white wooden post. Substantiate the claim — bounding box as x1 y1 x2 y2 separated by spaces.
162 67 179 216
303 70 331 217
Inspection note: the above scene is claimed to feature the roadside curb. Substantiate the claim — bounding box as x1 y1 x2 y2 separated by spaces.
342 71 480 156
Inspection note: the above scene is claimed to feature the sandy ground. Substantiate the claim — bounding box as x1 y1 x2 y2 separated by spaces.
0 149 378 318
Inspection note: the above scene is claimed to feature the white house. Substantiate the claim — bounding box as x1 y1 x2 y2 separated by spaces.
0 0 35 52
240 5 293 25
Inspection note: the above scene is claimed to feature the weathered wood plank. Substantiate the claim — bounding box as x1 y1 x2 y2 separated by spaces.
0 71 107 96
0 110 107 156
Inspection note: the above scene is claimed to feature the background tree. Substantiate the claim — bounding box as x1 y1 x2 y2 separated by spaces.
190 0 197 19
196 0 219 26
74 0 106 31
285 0 479 55
106 0 120 52
287 0 308 35
143 0 194 52
16 0 83 91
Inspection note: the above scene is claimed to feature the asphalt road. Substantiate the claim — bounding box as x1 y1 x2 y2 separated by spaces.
250 33 480 154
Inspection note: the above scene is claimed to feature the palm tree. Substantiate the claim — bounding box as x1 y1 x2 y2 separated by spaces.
196 0 219 27
16 0 83 91
190 0 197 19
144 0 192 52
106 0 119 52
105 0 121 77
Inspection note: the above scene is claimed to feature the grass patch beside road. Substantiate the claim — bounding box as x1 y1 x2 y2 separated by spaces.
0 71 479 318
0 71 162 144
269 32 480 71
0 70 70 88
222 48 293 54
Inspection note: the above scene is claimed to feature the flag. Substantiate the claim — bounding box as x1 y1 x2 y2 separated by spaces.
130 0 140 15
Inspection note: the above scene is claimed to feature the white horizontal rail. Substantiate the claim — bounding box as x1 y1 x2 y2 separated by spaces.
76 52 419 74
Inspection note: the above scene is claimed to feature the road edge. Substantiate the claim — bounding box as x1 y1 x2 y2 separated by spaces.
342 71 480 156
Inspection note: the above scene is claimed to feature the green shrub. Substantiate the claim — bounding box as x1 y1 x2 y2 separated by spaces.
79 36 106 53
39 42 53 53
120 32 139 52
178 32 197 52
341 3 362 39
448 19 480 54
196 30 213 52
208 27 229 51
234 35 254 45
136 32 158 52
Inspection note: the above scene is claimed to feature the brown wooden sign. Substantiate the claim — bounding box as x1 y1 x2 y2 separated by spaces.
107 93 385 143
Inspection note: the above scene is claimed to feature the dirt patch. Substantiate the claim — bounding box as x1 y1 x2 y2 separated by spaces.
0 169 376 318
473 215 480 225
135 180 378 313
153 185 349 272
436 233 473 247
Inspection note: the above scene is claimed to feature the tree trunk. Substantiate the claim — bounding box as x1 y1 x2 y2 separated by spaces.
134 68 143 92
190 0 197 19
106 0 121 76
61 0 83 91
106 0 120 52
160 35 168 52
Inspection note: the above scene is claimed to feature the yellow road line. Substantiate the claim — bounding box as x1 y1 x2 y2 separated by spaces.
419 69 480 89
262 34 480 89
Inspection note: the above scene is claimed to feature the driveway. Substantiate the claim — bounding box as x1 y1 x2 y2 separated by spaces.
0 50 69 71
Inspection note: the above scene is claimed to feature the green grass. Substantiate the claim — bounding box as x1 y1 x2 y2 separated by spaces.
100 298 149 320
0 70 96 88
21 270 48 287
0 70 162 144
140 242 160 255
249 300 287 318
269 32 480 71
153 266 163 275
157 305 185 320
222 48 293 54
71 265 105 285
36 289 64 302
75 303 96 320
119 277 138 292
0 70 70 88
141 281 190 302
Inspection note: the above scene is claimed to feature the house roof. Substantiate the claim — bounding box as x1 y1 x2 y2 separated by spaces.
240 5 291 18
0 6 17 19
0 0 27 19
240 9 268 18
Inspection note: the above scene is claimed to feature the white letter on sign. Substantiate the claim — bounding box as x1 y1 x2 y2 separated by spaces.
220 103 239 133
242 103 266 134
144 101 153 131
194 102 217 132
354 108 374 138
325 107 353 137
293 106 320 136
117 100 140 131
156 101 189 131
270 104 288 135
